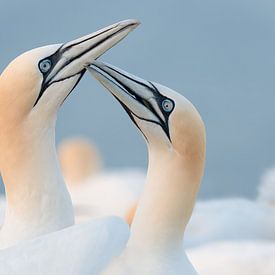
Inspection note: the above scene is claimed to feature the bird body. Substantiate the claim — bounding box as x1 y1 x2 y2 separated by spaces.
102 246 196 275
0 216 129 275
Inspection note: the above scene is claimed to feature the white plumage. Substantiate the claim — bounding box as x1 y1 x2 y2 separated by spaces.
0 196 5 229
185 198 275 247
0 217 129 275
258 165 275 206
70 169 145 223
187 240 275 275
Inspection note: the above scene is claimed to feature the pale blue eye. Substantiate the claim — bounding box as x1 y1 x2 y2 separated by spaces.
162 99 173 112
39 59 52 73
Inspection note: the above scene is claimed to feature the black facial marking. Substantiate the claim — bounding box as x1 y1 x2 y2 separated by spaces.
60 69 85 106
93 63 175 141
34 46 63 107
148 81 175 140
112 94 148 142
33 24 135 107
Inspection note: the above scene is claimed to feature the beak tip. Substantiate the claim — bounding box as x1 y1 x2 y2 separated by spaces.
118 19 141 29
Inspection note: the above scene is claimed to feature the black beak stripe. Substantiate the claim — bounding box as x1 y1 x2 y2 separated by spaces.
33 24 137 107
92 63 172 140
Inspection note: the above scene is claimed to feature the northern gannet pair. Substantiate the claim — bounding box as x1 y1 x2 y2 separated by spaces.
0 24 206 274
0 19 139 248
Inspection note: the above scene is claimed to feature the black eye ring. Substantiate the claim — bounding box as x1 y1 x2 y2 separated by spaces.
39 59 52 73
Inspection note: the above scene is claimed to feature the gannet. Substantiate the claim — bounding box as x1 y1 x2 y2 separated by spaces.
184 198 275 247
58 137 102 185
58 137 145 224
0 19 139 248
258 165 275 207
87 61 206 275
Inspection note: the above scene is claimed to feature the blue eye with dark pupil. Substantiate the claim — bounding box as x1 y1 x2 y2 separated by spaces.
39 59 52 73
162 99 173 112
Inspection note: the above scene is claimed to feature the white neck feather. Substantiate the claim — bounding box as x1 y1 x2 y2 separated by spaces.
0 114 74 248
128 144 204 252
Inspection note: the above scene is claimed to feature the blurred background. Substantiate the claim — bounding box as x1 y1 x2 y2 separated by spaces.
0 0 274 198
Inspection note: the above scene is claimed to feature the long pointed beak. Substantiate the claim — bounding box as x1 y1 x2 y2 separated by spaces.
35 19 139 106
46 19 140 84
87 61 172 139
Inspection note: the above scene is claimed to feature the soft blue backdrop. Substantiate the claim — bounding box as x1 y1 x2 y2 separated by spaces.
1 0 275 198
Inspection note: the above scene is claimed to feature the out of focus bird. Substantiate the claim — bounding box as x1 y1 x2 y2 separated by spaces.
187 240 275 275
88 61 205 274
58 138 102 185
258 165 275 207
184 198 275 247
57 137 145 223
0 19 139 249
183 165 275 247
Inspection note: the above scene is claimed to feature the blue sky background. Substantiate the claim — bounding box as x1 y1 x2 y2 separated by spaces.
1 0 275 198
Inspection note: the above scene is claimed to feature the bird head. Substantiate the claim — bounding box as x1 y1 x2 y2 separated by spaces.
0 20 139 128
88 61 205 161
